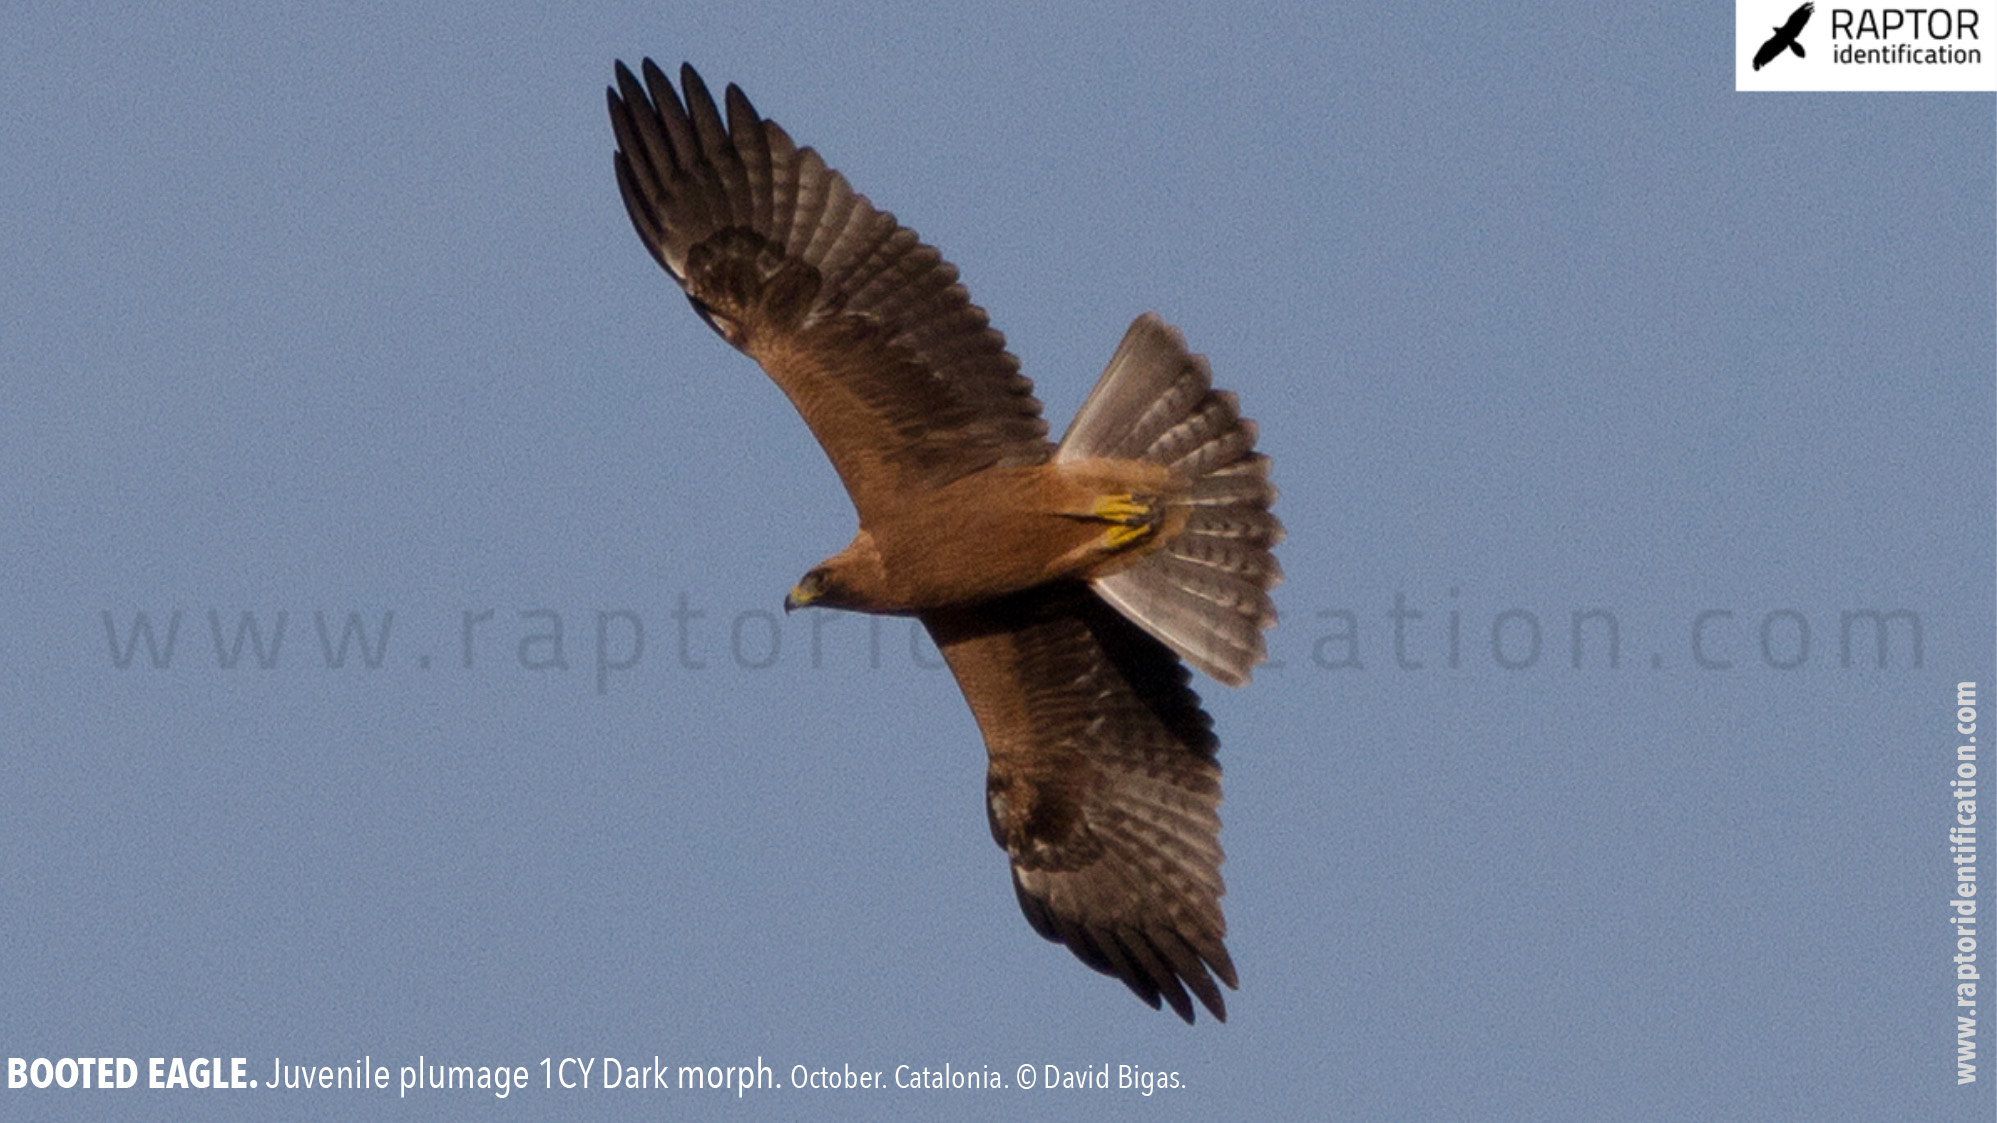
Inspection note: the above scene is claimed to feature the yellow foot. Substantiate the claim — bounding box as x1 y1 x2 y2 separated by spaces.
1093 494 1154 525
1056 493 1166 552
1102 521 1152 549
1090 493 1160 550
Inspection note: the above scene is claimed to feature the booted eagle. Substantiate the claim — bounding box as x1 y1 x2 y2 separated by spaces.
608 60 1282 1023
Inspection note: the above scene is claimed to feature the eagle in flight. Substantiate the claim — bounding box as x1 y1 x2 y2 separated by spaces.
607 60 1282 1023
1753 3 1814 70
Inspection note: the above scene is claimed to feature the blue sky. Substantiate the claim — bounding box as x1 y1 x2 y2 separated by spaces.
2 2 1991 1120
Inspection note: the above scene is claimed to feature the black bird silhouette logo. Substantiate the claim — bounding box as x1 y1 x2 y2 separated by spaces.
1754 3 1814 70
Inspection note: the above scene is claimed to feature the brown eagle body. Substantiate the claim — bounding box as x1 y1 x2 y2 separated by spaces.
608 59 1283 1022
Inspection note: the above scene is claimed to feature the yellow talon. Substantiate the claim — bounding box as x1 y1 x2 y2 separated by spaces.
1056 492 1165 553
1102 522 1151 549
1094 494 1152 525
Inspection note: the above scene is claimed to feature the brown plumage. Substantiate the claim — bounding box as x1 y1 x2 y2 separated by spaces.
608 59 1282 1022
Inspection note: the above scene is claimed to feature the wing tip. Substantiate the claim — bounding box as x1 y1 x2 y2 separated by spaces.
1014 874 1235 1024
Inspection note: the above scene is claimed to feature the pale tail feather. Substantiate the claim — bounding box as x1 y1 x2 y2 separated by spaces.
1056 314 1283 686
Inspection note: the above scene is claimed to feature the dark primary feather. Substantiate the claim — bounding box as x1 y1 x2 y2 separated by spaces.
608 60 1051 514
926 587 1236 1023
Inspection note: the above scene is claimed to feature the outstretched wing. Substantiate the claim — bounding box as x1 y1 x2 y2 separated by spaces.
1782 2 1814 38
924 586 1236 1023
608 60 1051 520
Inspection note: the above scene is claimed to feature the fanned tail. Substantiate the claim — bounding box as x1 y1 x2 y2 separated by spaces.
1055 314 1283 686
